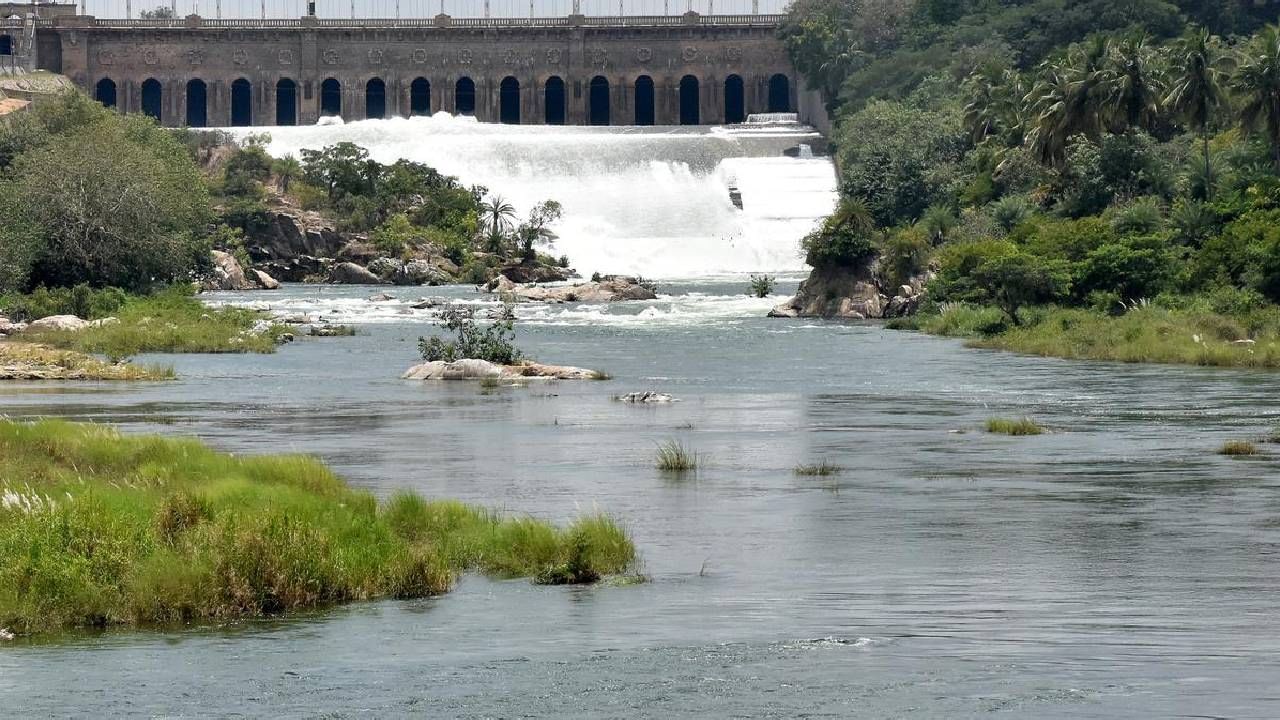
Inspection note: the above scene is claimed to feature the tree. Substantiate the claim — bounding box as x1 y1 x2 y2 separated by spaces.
963 69 1026 147
801 198 878 267
514 200 562 262
300 142 375 201
271 154 302 194
0 117 212 292
1025 36 1112 167
972 252 1072 324
139 6 175 19
1234 24 1280 170
1165 27 1232 197
1103 32 1167 133
480 195 517 255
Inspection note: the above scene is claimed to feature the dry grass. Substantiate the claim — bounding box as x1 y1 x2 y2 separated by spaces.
0 342 172 381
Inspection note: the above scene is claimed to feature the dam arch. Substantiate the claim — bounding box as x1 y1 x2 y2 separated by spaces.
320 78 342 116
410 77 430 116
588 76 609 126
544 76 565 125
276 78 298 126
230 78 252 126
185 78 207 126
95 77 117 108
141 78 162 120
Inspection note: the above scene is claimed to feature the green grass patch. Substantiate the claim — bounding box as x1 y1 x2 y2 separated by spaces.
900 304 1280 369
1218 440 1261 456
0 420 638 636
20 287 287 357
985 417 1045 436
0 342 173 381
655 440 699 472
793 461 842 476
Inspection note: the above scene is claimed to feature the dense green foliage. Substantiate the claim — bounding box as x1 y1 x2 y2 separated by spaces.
417 305 523 364
0 93 213 293
784 1 1280 364
0 420 637 635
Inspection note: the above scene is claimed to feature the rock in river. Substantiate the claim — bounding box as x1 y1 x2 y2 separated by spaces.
402 359 604 381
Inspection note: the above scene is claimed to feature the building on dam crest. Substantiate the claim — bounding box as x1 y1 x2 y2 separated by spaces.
3 2 821 128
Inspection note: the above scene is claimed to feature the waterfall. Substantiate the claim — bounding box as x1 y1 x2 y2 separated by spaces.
250 114 838 279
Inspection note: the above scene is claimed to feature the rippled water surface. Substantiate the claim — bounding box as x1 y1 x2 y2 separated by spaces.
2 281 1279 718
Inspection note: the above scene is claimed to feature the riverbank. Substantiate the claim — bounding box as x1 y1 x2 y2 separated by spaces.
0 420 637 637
0 342 173 381
889 303 1280 368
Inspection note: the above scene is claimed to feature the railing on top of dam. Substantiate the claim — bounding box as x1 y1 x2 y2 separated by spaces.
31 12 784 28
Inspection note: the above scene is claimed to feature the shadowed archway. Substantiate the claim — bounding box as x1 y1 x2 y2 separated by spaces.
231 78 252 126
634 75 654 126
588 76 609 126
768 73 791 113
276 78 297 126
499 76 520 125
95 78 117 109
320 78 341 116
724 74 745 124
0 35 12 55
544 76 565 125
455 76 475 116
679 75 699 125
410 77 431 116
365 78 386 119
141 78 162 121
185 79 207 127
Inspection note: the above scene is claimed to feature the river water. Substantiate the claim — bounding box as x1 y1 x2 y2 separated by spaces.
2 121 1279 718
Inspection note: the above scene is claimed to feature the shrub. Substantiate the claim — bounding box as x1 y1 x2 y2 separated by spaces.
879 226 932 290
990 195 1033 233
794 461 842 476
1107 196 1165 235
971 252 1072 324
417 305 522 365
749 274 776 298
370 213 418 256
985 417 1044 436
802 198 879 268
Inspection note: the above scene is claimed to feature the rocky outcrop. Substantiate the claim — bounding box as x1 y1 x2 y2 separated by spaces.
259 255 332 283
485 275 658 303
0 317 26 336
244 208 346 263
402 358 604 381
329 262 385 285
769 261 931 320
203 250 255 291
251 269 281 290
617 391 677 403
500 262 573 284
368 257 454 286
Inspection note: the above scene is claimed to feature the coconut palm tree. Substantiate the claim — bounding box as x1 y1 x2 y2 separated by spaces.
964 70 1026 146
1234 24 1280 170
481 195 517 235
271 155 302 194
1166 27 1232 196
1024 35 1111 167
1104 32 1167 133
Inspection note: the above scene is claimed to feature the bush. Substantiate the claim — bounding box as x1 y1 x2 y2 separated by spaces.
985 417 1044 436
749 274 776 298
417 305 522 365
879 226 932 290
802 199 879 268
1218 440 1260 456
971 252 1072 324
0 284 128 322
656 440 699 472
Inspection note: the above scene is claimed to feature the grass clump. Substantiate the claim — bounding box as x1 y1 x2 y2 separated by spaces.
794 461 842 476
985 417 1044 436
0 420 638 636
0 342 173 381
21 286 288 357
655 440 699 472
1218 440 1260 456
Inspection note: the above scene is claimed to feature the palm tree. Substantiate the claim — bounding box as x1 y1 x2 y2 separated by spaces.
1025 36 1111 167
1104 33 1167 133
964 71 1027 146
271 155 302 194
481 195 517 236
1166 27 1232 196
1234 24 1280 170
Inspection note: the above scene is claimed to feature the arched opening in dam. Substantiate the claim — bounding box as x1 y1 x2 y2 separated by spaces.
185 79 207 127
141 78 162 120
544 76 565 125
410 78 430 116
455 77 475 116
588 76 609 126
94 77 117 109
679 75 700 126
768 73 791 113
320 78 341 116
634 75 655 126
230 78 252 127
276 79 297 126
0 34 12 55
724 74 745 124
499 76 520 125
365 78 386 120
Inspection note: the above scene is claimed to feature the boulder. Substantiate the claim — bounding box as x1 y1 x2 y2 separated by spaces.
329 262 384 285
370 257 454 286
402 359 602 381
770 263 892 319
368 292 397 302
203 250 254 291
260 255 331 283
244 210 346 263
26 315 90 332
500 262 572 284
0 318 27 336
485 275 657 304
251 269 281 290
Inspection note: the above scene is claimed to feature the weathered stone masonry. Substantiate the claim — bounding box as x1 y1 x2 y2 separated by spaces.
34 14 801 127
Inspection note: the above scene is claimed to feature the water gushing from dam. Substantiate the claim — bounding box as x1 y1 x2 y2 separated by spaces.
251 114 838 278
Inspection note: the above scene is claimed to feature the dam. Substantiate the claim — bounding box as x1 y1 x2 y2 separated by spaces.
1 1 822 128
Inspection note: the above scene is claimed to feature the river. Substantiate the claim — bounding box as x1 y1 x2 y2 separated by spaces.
1 120 1278 718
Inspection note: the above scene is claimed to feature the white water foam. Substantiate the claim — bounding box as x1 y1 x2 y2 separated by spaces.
243 114 838 279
